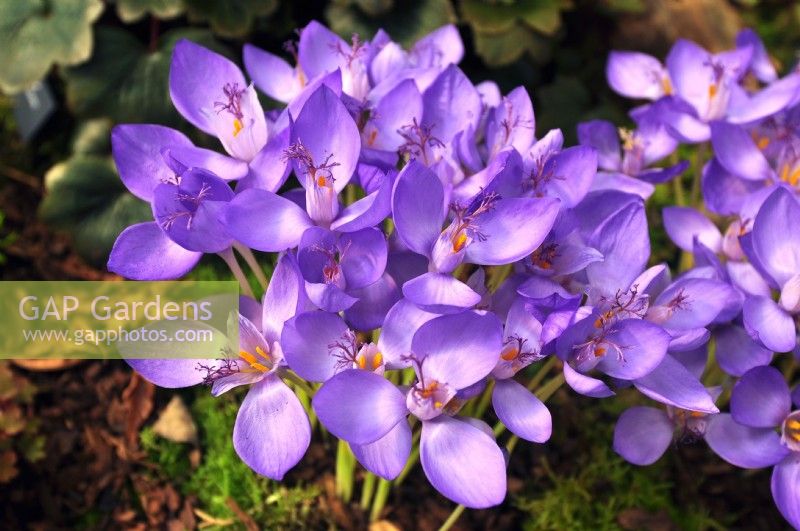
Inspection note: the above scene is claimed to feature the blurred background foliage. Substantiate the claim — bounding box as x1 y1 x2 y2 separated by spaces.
1 0 800 267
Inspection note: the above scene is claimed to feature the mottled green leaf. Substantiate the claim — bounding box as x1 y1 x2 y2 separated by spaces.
63 27 232 127
184 0 278 38
114 0 185 23
326 0 455 47
0 0 104 93
473 25 552 66
39 156 152 266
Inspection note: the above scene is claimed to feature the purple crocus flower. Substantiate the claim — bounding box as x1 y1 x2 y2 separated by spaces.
740 187 800 352
490 297 552 443
577 118 688 195
704 366 800 528
613 386 721 466
226 84 382 251
170 40 269 162
392 160 560 312
124 253 312 480
312 311 508 508
108 166 234 280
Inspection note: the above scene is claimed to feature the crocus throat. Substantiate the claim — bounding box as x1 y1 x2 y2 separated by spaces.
782 410 800 452
329 330 385 375
214 83 246 138
239 345 271 373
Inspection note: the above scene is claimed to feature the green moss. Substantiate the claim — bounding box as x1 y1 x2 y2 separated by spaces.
142 389 320 529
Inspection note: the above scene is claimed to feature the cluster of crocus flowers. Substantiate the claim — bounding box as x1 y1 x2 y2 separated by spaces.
108 21 799 525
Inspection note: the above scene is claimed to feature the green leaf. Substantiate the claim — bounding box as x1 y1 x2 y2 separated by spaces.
39 156 152 266
114 0 184 23
326 0 455 47
461 0 567 36
472 25 552 66
72 118 113 156
62 27 232 127
0 0 104 93
183 0 279 38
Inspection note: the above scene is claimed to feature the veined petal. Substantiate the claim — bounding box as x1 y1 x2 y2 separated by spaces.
633 354 719 413
169 39 247 135
710 121 775 182
464 197 560 265
613 407 673 465
281 311 348 383
743 296 796 353
577 119 621 171
402 273 482 314
243 44 302 103
233 376 310 480
714 325 773 377
111 124 192 201
313 369 407 444
492 379 552 443
772 454 800 530
607 51 668 100
411 311 503 390
225 189 313 252
706 414 789 469
420 416 506 508
108 222 201 280
126 358 207 388
391 161 445 257
377 298 438 367
350 419 412 480
730 366 791 429
662 207 722 253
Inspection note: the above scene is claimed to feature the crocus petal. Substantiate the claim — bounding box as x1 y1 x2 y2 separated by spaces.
743 296 797 353
714 325 773 377
367 79 423 151
331 170 394 232
750 187 800 287
233 376 310 480
577 119 621 171
613 407 674 465
169 39 247 135
298 20 349 80
238 126 291 192
305 282 358 312
111 124 192 201
730 365 791 429
598 319 670 380
637 161 689 184
705 414 790 469
728 73 800 124
402 273 482 314
108 222 201 280
411 24 464 67
422 65 481 144
665 39 711 117
662 207 722 253
464 197 560 265
225 189 313 252
340 228 388 289
492 379 552 443
350 419 412 480
344 273 401 332
377 298 438 367
651 278 741 330
710 121 774 182
737 28 777 82
420 416 506 508
634 354 718 413
701 158 761 216
486 86 536 155
281 311 348 382
391 161 445 257
412 311 503 390
607 51 668 100
727 261 772 298
563 363 615 398
540 146 598 208
243 44 302 103
262 252 308 344
590 172 655 200
291 85 360 192
772 454 800 530
126 358 207 388
313 369 407 444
